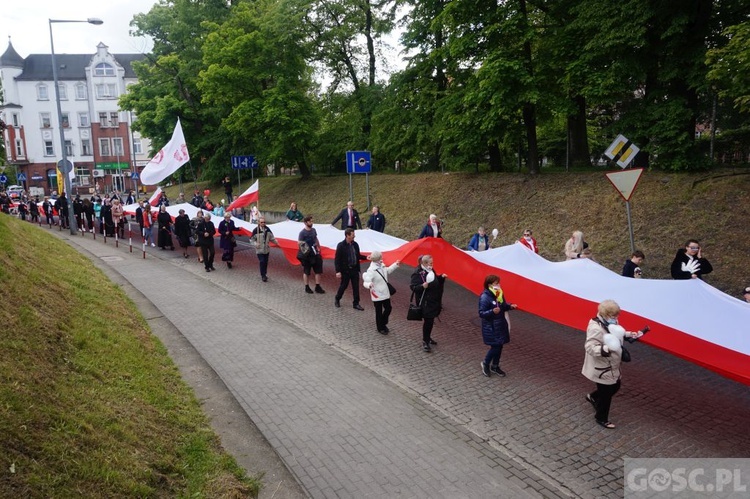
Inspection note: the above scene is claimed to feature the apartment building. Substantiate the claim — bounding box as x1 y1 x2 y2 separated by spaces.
0 40 151 196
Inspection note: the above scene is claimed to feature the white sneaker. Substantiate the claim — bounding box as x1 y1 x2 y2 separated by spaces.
151 243 156 247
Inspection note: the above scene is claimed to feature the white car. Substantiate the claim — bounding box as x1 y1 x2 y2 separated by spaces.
7 185 24 199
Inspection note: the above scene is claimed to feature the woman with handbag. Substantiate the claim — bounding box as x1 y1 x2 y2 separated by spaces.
479 275 517 377
582 300 645 429
409 255 447 352
362 251 400 334
218 212 240 269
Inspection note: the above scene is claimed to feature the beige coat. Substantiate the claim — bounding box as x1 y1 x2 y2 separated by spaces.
581 318 622 385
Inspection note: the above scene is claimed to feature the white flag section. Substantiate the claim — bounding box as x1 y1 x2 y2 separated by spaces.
227 180 259 212
120 201 750 386
140 119 190 185
148 187 163 207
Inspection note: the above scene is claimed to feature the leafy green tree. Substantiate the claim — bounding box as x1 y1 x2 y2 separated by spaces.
708 21 750 114
120 0 232 184
199 0 319 178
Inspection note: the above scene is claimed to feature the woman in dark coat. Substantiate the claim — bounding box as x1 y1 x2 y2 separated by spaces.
478 274 517 377
173 209 192 257
409 254 447 352
156 205 175 250
218 212 240 268
101 199 114 236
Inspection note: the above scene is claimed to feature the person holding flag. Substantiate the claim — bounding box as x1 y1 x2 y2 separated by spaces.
227 180 259 215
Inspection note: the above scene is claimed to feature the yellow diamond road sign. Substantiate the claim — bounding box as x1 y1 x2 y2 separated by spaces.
605 168 644 202
604 134 640 168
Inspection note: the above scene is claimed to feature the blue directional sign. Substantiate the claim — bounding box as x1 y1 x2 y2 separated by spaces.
130 171 139 180
17 173 27 182
0 174 7 184
346 151 371 174
231 155 257 170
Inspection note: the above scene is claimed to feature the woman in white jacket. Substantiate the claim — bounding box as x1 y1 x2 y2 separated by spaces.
362 251 400 334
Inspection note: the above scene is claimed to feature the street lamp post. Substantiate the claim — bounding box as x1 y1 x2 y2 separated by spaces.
49 17 103 235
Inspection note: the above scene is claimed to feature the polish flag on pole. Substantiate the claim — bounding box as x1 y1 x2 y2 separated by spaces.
227 180 259 211
148 187 163 207
140 119 190 185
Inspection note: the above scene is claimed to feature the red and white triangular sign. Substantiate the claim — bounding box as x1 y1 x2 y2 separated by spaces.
605 168 644 202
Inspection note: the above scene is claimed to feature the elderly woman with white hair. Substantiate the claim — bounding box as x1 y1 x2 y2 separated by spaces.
582 299 645 429
565 230 590 260
418 214 443 239
362 251 400 334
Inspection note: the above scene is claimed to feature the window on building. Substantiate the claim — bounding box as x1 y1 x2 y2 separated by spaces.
113 137 124 157
57 82 67 100
75 82 87 100
99 138 111 156
78 112 90 127
99 112 109 126
61 113 70 128
37 84 49 100
15 139 24 157
44 140 54 156
81 139 92 156
75 165 91 178
133 138 142 154
12 113 20 127
95 83 117 99
94 63 115 77
40 113 51 128
65 140 73 156
110 112 119 127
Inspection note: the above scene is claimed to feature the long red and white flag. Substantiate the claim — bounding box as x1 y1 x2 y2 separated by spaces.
148 187 163 207
140 119 190 185
227 180 259 211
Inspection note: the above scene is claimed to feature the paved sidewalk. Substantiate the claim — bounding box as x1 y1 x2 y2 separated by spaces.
55 227 750 498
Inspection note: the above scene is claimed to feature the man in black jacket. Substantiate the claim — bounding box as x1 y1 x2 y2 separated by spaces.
334 228 368 310
196 212 217 272
331 201 362 230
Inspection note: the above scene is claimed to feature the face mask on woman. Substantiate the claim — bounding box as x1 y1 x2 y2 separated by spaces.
606 318 618 325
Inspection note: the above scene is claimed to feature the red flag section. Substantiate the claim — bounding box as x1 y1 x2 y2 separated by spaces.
148 187 163 207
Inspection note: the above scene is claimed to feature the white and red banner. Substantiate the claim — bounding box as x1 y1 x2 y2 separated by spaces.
120 202 750 386
140 119 190 185
227 180 259 212
148 187 163 207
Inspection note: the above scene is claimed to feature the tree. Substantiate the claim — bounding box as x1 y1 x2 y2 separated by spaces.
120 0 232 184
199 0 320 178
708 21 750 114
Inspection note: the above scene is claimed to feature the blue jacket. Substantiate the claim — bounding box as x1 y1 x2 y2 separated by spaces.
467 233 490 251
478 289 513 346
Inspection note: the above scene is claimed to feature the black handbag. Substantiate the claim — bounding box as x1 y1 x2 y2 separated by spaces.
375 269 396 295
620 345 631 363
407 290 425 321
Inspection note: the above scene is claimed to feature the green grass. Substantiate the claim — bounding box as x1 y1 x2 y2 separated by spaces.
0 215 260 498
170 169 750 295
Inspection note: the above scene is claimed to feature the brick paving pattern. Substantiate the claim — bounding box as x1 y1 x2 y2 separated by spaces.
57 226 750 498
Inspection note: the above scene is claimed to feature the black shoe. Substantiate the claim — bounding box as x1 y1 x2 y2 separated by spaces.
429 339 437 345
382 326 390 333
210 266 216 271
206 268 211 272
586 394 597 410
353 304 364 311
262 275 268 282
227 262 232 269
305 285 314 294
378 329 388 335
315 285 325 294
490 365 506 377
335 298 341 308
481 361 491 377
423 341 431 352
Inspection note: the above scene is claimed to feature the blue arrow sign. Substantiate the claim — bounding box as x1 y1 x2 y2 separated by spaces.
17 173 27 182
0 174 7 184
130 172 139 180
231 155 256 170
346 151 371 174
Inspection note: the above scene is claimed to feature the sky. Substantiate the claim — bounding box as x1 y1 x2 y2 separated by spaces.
1 0 156 58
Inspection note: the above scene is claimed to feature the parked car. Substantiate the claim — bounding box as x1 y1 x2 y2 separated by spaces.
7 185 24 199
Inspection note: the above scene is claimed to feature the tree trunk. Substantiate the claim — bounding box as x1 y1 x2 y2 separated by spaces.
488 141 503 172
568 95 591 168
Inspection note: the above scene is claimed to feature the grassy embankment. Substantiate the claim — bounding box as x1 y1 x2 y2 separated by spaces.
0 215 261 497
172 169 749 295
